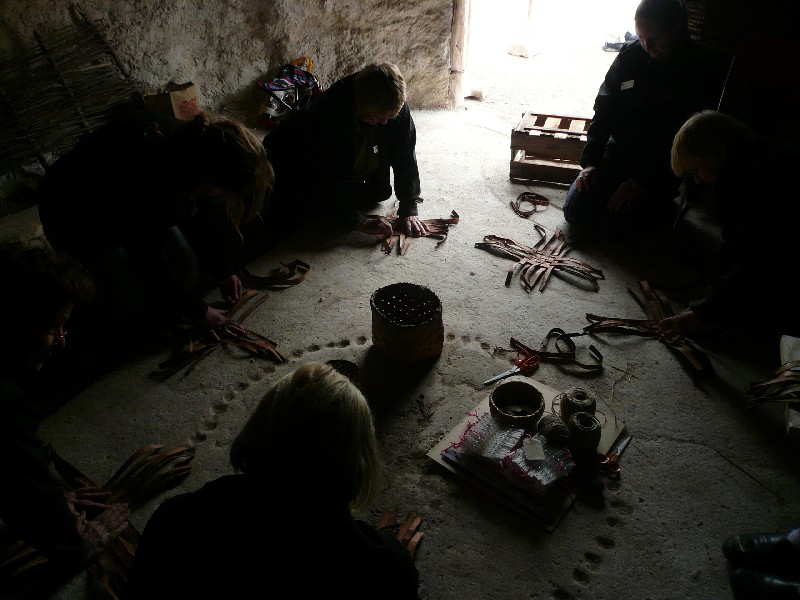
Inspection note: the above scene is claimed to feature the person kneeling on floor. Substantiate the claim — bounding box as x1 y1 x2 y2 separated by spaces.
263 62 430 241
0 242 130 594
125 361 420 599
563 0 729 233
656 110 800 342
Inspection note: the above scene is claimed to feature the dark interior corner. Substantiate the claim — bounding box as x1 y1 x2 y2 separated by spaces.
688 0 799 138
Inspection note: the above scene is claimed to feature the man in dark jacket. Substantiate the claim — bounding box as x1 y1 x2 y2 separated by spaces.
563 0 730 232
263 62 428 240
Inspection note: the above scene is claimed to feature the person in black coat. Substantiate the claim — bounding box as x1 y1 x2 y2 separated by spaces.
657 110 800 340
0 242 129 592
37 110 273 339
125 361 420 599
563 0 730 232
263 62 429 240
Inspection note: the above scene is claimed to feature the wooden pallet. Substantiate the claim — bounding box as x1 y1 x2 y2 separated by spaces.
509 112 591 185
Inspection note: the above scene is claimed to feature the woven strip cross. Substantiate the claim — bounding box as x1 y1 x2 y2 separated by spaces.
476 226 604 292
155 260 311 379
156 260 311 378
156 289 286 379
582 280 712 376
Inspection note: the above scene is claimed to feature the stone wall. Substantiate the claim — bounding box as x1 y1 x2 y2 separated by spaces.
0 0 455 113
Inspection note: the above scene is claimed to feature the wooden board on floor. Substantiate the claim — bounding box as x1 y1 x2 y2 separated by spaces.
509 152 581 185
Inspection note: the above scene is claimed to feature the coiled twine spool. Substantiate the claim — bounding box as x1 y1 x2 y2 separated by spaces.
370 282 443 363
537 413 570 445
557 388 597 422
566 411 602 453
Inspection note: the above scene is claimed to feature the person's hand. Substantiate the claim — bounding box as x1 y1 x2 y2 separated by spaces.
576 166 597 192
65 487 113 517
199 306 246 341
218 273 243 304
657 308 703 342
354 217 393 238
608 179 644 213
400 215 431 237
79 503 130 557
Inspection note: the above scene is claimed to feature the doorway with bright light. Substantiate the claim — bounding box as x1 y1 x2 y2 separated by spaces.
461 0 641 122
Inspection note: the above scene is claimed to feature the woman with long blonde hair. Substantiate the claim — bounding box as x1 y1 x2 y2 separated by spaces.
126 362 419 599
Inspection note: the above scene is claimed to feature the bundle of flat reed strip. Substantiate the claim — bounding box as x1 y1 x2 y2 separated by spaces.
746 360 800 410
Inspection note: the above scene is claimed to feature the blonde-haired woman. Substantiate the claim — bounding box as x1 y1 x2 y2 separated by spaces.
126 362 419 599
657 110 800 340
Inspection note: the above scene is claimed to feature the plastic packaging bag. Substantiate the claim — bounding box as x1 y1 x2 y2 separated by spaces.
257 56 323 127
447 412 575 496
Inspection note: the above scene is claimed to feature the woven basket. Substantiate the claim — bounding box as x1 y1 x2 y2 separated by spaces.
370 282 443 363
489 378 545 430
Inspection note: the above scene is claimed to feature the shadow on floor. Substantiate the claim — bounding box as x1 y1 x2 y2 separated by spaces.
359 346 439 418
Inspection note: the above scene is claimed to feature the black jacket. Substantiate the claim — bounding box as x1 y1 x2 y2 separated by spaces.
582 38 730 194
125 473 420 599
37 111 235 323
264 73 422 222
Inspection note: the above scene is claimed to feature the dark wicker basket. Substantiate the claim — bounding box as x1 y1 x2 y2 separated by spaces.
489 378 545 430
370 282 443 363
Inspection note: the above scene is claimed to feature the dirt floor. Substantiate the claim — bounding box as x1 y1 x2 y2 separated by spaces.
4 20 800 600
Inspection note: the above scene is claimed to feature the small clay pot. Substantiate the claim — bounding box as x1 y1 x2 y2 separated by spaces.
489 377 545 429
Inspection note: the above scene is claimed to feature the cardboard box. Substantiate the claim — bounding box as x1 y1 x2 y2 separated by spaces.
143 81 201 120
